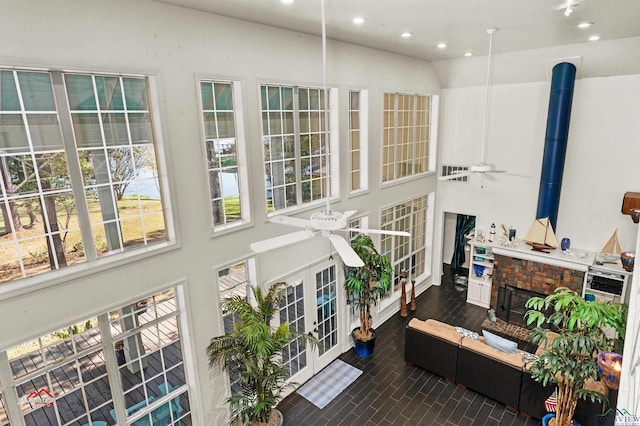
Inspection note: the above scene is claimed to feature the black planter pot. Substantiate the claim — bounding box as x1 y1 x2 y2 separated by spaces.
352 327 377 357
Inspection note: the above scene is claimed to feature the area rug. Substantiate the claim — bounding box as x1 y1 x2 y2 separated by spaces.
296 359 362 409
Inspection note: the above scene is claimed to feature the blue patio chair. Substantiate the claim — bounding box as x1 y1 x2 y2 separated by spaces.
151 383 184 425
109 397 155 425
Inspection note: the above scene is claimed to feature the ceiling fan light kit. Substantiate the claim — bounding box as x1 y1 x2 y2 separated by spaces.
249 0 410 267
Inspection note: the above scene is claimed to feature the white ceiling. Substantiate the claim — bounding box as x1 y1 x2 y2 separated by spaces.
154 0 640 62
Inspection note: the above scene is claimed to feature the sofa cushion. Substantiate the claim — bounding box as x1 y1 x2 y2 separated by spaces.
482 330 518 354
408 318 462 344
461 337 525 369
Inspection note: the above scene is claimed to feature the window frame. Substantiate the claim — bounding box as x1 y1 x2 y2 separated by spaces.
378 194 432 309
348 89 368 195
381 92 433 185
197 78 251 233
0 68 175 295
259 83 339 217
215 258 257 395
0 286 193 426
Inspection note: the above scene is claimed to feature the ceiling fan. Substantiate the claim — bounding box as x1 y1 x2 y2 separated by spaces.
439 28 506 187
250 0 410 267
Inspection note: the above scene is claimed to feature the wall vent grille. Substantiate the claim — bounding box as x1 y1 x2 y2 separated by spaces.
441 165 469 182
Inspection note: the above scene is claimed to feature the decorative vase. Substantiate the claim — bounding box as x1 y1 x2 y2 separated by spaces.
541 413 582 426
352 327 377 357
620 251 635 272
561 238 571 251
597 352 622 389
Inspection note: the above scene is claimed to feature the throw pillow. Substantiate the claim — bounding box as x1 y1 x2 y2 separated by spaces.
482 330 518 354
455 326 480 340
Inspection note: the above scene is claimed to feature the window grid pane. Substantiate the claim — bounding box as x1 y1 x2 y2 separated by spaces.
0 69 84 283
280 280 307 378
0 381 9 426
316 266 337 356
349 90 361 192
218 261 248 334
8 318 114 426
200 81 243 227
380 195 427 295
261 84 331 212
109 288 191 426
66 73 166 257
1 68 170 286
381 93 431 183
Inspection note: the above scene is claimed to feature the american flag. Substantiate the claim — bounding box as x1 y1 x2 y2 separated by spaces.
544 390 558 412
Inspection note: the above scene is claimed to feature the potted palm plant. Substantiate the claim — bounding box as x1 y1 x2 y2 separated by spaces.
524 287 627 426
345 234 394 357
207 281 318 425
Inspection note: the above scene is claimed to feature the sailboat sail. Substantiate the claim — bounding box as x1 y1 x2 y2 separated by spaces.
524 217 559 249
600 229 621 256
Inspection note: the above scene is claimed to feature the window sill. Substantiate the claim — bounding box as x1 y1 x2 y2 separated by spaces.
210 219 253 238
380 171 436 189
0 240 180 302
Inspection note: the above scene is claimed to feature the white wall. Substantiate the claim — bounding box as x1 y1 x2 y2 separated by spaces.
0 0 440 423
432 74 640 283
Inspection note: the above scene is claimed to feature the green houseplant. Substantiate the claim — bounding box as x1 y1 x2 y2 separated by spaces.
345 234 393 356
524 287 627 426
207 281 317 425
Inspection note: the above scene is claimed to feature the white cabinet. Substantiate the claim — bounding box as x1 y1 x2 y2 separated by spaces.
467 241 493 308
583 263 632 304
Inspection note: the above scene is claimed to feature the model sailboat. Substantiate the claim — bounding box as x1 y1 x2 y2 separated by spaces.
598 229 622 263
523 217 559 252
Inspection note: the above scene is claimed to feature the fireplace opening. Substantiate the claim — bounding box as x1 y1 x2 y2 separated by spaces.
496 285 549 327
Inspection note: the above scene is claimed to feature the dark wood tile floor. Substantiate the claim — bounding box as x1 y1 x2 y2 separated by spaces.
278 265 541 425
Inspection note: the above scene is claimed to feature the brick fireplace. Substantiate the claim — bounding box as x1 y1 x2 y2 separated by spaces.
491 253 585 312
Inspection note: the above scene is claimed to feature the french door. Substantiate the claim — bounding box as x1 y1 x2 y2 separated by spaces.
278 260 343 385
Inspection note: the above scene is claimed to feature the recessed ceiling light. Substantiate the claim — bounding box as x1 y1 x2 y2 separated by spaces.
352 16 365 25
464 52 473 57
589 35 600 41
437 42 447 49
401 32 413 38
578 22 593 29
281 0 294 4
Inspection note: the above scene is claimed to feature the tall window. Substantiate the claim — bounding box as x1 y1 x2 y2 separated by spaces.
0 380 7 426
1 288 191 425
380 195 428 296
382 93 431 182
200 80 247 228
0 69 167 285
217 260 253 394
348 90 368 193
217 261 249 334
260 85 336 212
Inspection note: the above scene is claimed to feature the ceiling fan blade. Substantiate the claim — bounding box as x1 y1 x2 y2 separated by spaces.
483 173 498 182
439 172 471 181
347 228 411 237
327 234 364 267
250 230 316 253
269 215 312 229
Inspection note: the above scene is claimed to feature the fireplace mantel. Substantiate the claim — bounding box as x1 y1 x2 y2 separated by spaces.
491 240 596 272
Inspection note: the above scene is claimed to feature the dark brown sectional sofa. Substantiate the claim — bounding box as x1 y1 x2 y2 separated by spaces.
405 318 611 426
